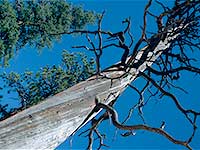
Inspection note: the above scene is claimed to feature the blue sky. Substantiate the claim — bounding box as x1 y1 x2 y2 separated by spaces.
1 0 200 149
57 1 200 149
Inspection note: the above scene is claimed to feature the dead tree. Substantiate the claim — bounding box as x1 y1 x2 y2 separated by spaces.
0 0 199 149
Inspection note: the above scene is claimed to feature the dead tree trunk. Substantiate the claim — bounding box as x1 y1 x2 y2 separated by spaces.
0 24 185 149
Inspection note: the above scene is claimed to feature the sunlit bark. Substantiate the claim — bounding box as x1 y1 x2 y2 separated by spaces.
0 23 183 149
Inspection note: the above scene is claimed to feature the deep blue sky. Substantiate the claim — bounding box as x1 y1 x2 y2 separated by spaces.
1 0 200 149
57 1 200 149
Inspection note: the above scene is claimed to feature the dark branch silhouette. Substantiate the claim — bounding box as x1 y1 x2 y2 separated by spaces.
68 0 200 149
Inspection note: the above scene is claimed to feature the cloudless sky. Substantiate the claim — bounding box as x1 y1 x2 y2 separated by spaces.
57 1 200 149
1 0 200 149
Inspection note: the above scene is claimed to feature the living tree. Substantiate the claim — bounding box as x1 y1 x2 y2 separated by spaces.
0 0 200 150
0 0 96 118
0 0 95 66
0 50 95 120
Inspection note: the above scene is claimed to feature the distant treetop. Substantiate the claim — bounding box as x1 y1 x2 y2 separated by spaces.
0 0 96 66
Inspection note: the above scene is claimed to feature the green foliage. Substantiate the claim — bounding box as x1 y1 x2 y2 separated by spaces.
0 0 96 66
0 50 95 120
0 0 20 66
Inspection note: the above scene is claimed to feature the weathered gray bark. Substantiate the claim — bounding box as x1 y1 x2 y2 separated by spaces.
0 26 183 149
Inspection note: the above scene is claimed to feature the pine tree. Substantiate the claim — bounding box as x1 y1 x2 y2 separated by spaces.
0 50 95 120
0 0 96 66
0 0 96 120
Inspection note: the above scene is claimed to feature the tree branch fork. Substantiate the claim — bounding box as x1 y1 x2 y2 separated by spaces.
0 1 200 149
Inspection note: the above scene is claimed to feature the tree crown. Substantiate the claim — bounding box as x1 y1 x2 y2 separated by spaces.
0 0 96 66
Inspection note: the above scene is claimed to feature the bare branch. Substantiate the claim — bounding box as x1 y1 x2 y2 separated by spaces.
96 103 192 150
127 0 153 65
